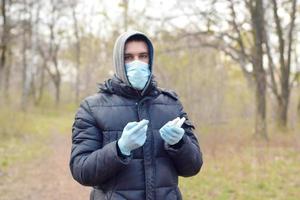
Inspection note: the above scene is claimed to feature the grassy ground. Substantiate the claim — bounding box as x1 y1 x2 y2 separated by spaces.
0 107 299 199
0 106 74 172
179 121 300 200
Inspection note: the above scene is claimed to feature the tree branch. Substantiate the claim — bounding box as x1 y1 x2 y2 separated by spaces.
286 0 297 83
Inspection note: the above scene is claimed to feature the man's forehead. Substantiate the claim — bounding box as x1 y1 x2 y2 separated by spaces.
125 40 149 54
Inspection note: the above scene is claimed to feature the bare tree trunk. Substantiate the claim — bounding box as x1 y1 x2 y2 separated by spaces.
54 76 61 106
52 43 61 106
253 66 267 139
71 2 81 103
53 49 61 107
21 11 30 111
250 0 268 139
45 0 62 107
21 0 34 111
21 40 29 111
46 61 61 106
269 0 297 128
123 0 129 31
0 0 8 102
30 1 43 106
48 45 61 106
34 60 46 105
4 49 12 103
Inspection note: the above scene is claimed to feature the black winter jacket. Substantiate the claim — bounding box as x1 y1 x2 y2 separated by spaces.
70 76 203 200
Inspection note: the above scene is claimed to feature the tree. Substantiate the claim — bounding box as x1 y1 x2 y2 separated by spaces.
70 0 81 103
38 0 68 106
169 0 268 138
168 0 299 136
264 0 297 128
119 0 129 31
0 0 11 103
248 0 267 138
20 0 35 111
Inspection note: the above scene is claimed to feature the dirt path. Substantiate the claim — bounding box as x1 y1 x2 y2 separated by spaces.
0 133 90 200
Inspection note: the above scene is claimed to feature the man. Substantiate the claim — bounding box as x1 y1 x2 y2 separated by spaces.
70 30 203 200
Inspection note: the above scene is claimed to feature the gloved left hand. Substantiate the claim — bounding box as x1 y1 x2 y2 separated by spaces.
117 119 149 156
159 117 186 145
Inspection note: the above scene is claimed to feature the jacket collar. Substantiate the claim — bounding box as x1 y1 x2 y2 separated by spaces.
98 75 160 99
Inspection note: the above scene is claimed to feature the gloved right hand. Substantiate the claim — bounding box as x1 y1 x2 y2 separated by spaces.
117 119 149 156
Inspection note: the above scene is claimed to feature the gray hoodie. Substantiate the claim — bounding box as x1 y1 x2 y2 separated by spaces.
113 30 154 94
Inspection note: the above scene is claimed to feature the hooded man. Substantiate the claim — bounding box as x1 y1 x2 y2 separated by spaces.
70 30 203 200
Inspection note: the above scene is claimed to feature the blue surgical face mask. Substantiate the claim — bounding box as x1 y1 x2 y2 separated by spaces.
125 60 151 90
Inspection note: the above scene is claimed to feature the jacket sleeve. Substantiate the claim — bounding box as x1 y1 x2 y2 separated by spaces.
69 99 132 186
164 101 203 177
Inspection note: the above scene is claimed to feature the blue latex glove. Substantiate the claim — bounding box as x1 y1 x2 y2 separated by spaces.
118 119 149 155
159 117 185 145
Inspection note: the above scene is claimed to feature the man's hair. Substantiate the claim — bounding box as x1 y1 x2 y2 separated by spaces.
126 34 148 44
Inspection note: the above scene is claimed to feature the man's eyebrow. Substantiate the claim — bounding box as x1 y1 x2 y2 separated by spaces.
124 52 148 55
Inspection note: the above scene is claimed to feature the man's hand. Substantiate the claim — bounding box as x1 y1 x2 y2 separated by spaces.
117 119 149 156
159 117 186 145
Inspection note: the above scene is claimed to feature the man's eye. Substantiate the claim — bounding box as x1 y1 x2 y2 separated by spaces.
141 55 148 58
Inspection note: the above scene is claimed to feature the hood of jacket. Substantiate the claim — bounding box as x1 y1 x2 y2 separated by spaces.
113 30 154 96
